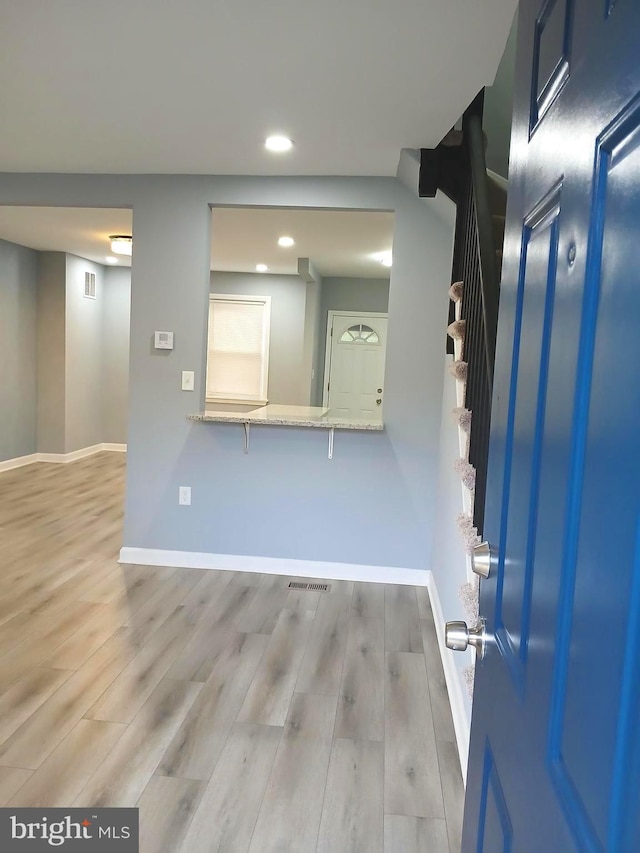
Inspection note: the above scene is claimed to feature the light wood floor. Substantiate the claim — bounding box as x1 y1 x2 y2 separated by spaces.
0 452 463 852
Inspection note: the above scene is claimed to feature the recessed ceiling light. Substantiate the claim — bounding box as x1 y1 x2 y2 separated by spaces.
105 256 118 264
265 135 294 153
256 263 268 273
278 236 295 248
109 235 133 256
373 250 392 268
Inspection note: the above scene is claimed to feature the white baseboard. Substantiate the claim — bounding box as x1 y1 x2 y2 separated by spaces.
39 444 105 464
426 570 471 785
0 453 40 473
118 547 429 587
0 443 127 470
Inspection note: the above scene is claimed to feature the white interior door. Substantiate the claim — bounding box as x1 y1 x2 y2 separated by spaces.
325 313 387 418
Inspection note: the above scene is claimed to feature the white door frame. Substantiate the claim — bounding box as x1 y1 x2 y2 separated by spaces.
322 310 389 408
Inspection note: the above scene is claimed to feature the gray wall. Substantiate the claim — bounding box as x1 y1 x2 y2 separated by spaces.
0 174 454 573
37 252 67 454
210 271 308 406
320 276 390 317
483 9 518 179
317 276 390 404
0 239 38 461
430 356 474 725
65 255 104 452
103 266 131 444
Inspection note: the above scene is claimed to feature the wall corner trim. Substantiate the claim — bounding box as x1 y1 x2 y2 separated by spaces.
0 443 127 471
118 547 429 588
426 569 471 784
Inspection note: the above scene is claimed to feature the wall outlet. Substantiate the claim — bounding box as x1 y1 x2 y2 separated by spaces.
181 370 195 391
178 486 191 505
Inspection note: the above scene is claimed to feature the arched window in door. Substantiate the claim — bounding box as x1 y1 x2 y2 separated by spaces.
339 324 380 344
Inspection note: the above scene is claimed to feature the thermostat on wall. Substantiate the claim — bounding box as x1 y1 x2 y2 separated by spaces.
154 331 174 350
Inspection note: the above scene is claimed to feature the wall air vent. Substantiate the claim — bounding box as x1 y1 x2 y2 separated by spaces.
84 271 96 299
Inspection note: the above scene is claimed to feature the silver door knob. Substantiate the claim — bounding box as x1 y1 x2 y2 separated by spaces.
472 541 492 578
376 398 382 405
445 619 486 659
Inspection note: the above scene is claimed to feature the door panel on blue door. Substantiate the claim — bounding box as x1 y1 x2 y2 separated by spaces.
549 95 640 853
495 186 561 692
531 0 573 132
479 743 513 853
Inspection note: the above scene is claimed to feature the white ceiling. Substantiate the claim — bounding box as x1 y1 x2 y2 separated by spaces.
0 0 517 176
0 208 133 266
0 206 395 278
211 207 394 277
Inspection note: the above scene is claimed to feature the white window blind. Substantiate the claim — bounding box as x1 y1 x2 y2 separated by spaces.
207 295 270 402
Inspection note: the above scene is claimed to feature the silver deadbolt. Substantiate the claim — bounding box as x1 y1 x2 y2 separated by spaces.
445 619 486 659
377 388 383 393
472 541 492 579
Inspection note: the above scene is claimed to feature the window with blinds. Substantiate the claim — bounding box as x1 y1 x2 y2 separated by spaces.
206 295 271 403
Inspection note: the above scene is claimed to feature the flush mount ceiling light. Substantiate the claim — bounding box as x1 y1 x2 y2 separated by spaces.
256 263 268 273
109 235 133 256
372 250 393 268
105 256 118 265
265 135 294 153
278 236 295 247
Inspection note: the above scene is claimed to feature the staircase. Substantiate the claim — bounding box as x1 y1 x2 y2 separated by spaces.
420 90 506 697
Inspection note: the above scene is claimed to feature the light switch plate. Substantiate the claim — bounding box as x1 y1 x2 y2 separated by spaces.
181 370 195 391
154 331 174 350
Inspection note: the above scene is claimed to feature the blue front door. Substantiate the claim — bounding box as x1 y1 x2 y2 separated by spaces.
463 1 640 850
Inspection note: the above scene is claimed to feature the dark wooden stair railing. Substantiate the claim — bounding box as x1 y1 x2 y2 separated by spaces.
419 90 505 536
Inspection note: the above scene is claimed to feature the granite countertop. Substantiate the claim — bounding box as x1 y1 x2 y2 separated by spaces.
188 403 384 431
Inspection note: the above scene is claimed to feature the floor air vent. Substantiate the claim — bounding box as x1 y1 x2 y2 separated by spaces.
288 581 330 592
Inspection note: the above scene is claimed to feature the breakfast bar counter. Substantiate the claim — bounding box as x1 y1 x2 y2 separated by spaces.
188 403 384 431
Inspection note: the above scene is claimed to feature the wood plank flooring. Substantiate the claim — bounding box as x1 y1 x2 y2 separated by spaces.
0 452 464 852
